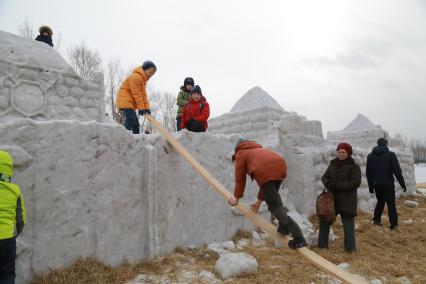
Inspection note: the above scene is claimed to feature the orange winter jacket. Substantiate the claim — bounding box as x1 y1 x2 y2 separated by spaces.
233 142 287 200
116 67 150 110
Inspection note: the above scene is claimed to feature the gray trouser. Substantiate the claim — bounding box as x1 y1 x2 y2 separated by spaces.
318 215 356 252
262 180 305 241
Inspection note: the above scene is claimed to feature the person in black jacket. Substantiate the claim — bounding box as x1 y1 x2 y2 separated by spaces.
366 138 406 230
35 26 53 47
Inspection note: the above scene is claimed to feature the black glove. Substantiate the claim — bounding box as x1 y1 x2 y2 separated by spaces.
138 109 151 116
402 186 407 193
369 188 374 194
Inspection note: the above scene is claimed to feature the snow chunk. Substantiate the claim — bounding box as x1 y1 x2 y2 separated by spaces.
198 270 222 284
337 263 351 271
214 252 258 279
398 276 411 284
403 200 419 208
230 86 284 113
208 241 235 255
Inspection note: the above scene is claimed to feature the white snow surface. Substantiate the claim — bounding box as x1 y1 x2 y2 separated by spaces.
0 30 70 71
214 252 258 279
230 86 284 113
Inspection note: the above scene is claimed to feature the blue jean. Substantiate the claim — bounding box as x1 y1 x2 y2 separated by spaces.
0 238 16 284
121 109 140 134
318 215 356 252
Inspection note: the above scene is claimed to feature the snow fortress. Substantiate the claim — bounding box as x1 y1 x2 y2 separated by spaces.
0 31 416 283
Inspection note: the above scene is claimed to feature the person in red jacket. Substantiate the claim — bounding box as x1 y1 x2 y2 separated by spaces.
228 139 307 249
180 85 210 132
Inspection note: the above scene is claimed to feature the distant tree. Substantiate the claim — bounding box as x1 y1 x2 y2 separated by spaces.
407 138 426 164
67 42 102 78
105 58 125 123
140 91 178 133
17 18 34 39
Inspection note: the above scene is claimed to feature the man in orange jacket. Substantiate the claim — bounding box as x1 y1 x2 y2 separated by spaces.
116 61 156 134
228 139 307 249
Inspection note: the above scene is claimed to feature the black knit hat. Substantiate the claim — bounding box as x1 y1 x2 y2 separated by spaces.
142 60 157 71
192 85 202 95
184 77 194 86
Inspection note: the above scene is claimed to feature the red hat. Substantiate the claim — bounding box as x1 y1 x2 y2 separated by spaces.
336 143 352 156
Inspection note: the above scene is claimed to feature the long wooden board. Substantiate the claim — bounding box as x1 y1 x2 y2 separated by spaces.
146 115 368 284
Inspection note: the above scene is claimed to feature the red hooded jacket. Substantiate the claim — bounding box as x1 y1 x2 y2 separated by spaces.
181 96 210 130
233 142 287 200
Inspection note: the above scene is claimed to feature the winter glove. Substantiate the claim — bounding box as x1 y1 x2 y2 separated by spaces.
138 109 151 116
402 186 407 193
369 188 374 194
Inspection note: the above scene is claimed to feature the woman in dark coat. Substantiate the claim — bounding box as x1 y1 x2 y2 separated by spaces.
319 142 361 252
35 26 53 47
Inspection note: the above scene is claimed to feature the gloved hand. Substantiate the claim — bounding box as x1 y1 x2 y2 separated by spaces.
138 109 151 116
402 186 407 193
369 188 374 194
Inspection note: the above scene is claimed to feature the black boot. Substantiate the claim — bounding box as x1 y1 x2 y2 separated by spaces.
288 237 307 249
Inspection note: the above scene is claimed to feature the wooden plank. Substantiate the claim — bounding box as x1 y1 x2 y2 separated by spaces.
146 115 368 284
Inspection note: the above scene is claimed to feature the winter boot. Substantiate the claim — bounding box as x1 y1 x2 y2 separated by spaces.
277 225 290 235
288 237 307 249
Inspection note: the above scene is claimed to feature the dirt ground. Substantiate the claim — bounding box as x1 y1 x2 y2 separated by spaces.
33 191 426 284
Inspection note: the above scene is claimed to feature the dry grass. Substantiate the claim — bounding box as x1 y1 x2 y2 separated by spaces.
33 194 426 284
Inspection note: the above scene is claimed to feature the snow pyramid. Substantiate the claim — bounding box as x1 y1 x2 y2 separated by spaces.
230 86 284 113
327 113 388 147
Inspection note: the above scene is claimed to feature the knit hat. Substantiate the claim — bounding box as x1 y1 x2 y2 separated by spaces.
192 85 202 95
39 26 53 36
336 143 353 156
184 77 194 86
142 60 157 71
377 138 388 147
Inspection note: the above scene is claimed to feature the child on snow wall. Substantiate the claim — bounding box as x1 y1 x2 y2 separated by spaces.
176 77 195 131
319 143 361 252
0 150 26 283
228 139 308 249
116 61 157 134
180 85 210 132
35 25 54 47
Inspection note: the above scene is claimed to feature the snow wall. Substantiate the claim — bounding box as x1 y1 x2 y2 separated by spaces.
0 31 417 283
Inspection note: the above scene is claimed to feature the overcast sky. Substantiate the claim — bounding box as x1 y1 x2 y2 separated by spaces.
1 0 425 139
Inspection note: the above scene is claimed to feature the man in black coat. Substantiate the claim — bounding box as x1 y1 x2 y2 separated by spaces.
366 138 406 229
35 26 53 47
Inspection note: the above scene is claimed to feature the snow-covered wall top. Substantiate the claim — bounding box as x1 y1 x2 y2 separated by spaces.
0 30 105 123
230 86 284 113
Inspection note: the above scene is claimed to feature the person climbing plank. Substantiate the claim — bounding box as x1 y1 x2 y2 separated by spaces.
228 139 308 249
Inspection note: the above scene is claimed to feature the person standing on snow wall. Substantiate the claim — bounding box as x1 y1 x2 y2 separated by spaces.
180 85 210 132
228 139 308 249
116 61 157 134
0 150 26 284
176 77 194 131
366 138 406 230
35 25 54 47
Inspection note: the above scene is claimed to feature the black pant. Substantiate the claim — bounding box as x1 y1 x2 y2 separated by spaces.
0 238 16 284
121 109 140 134
318 215 356 252
185 120 205 132
176 118 182 131
262 180 305 241
373 185 398 226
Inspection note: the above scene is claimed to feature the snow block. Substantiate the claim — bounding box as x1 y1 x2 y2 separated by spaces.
214 252 258 279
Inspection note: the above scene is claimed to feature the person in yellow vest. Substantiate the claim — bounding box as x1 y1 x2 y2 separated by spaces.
116 60 157 134
0 150 26 284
